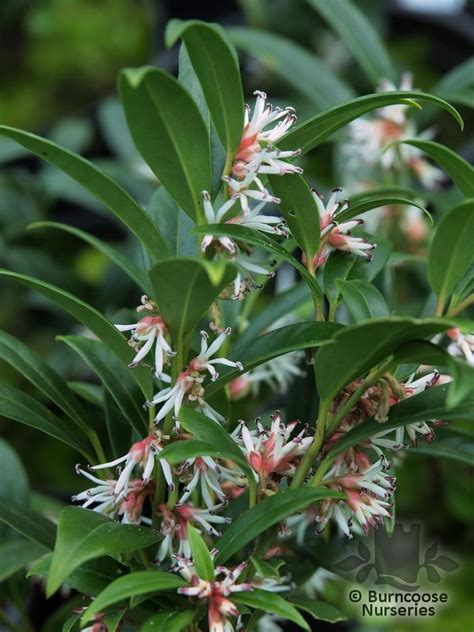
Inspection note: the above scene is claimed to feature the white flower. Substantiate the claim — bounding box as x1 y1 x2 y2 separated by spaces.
72 466 152 525
175 557 252 632
89 432 173 497
447 327 474 366
157 503 231 562
230 352 305 400
302 568 338 599
179 456 244 508
116 297 174 376
150 329 242 426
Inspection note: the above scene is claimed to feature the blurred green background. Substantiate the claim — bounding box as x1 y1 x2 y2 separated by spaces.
0 1 472 631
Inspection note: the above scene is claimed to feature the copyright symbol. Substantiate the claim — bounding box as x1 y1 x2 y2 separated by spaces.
349 590 362 603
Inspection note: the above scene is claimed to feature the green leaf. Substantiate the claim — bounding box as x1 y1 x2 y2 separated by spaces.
158 439 241 466
321 386 474 467
141 610 195 632
268 173 320 261
29 554 126 597
215 488 344 564
433 58 474 103
187 523 215 581
309 0 396 84
29 221 152 293
0 539 47 582
236 282 311 350
0 384 92 458
59 336 147 436
323 251 358 305
336 279 389 321
398 140 474 197
428 199 474 304
314 318 453 403
228 27 354 109
279 91 463 156
62 614 80 632
172 22 244 154
193 224 323 305
337 196 430 225
348 236 393 283
148 257 235 341
206 321 341 396
47 506 161 596
0 126 168 259
412 429 474 465
232 589 310 631
0 499 57 550
0 438 28 504
82 571 187 624
0 270 153 400
119 66 211 220
0 330 89 435
290 598 347 623
148 188 199 257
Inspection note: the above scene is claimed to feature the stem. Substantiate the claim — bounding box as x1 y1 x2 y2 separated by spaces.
435 295 445 317
88 430 107 464
290 400 330 488
448 293 474 317
328 300 337 322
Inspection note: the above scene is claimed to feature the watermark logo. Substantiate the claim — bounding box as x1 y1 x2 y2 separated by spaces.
336 522 459 591
335 522 459 618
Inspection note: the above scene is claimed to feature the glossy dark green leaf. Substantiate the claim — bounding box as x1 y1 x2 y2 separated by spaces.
0 384 92 459
269 173 320 261
348 237 393 283
0 271 153 400
0 499 56 550
206 321 341 396
398 140 474 197
428 199 474 304
337 196 430 225
29 554 126 597
236 282 311 350
412 429 474 465
59 336 147 436
0 126 168 258
171 21 244 154
148 188 199 257
0 330 89 435
119 67 211 220
193 224 323 304
47 507 161 596
141 610 195 632
29 221 152 293
309 0 396 84
233 589 309 630
82 571 187 623
0 539 47 582
215 488 344 564
228 27 354 109
148 257 235 341
291 598 347 623
321 386 474 468
187 523 215 581
279 92 462 156
315 318 453 403
336 279 389 321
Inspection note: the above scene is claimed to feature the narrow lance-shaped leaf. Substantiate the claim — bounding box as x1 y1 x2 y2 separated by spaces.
278 92 463 156
29 221 152 294
187 523 215 581
141 610 195 632
47 506 161 596
169 21 244 154
148 258 236 341
82 571 187 624
206 321 341 396
0 270 153 400
428 199 474 305
0 539 47 583
397 139 474 197
314 318 454 404
0 126 168 259
336 279 389 321
215 488 344 564
232 590 310 631
0 330 89 435
0 499 57 550
119 67 211 220
268 173 321 262
228 27 355 110
309 0 396 84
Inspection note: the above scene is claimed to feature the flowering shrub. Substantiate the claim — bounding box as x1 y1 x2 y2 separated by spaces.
0 12 473 632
